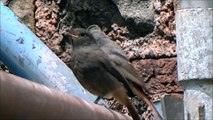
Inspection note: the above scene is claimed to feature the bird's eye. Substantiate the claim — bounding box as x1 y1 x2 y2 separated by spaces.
79 33 87 37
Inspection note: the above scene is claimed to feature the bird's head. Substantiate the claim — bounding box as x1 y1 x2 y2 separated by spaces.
87 24 101 33
64 27 96 48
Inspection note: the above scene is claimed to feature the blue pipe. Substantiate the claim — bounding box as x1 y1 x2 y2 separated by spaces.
0 2 103 103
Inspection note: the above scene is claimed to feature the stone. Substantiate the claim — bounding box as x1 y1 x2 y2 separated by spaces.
8 0 35 32
113 0 155 36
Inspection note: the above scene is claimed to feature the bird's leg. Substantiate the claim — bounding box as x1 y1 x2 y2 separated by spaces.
109 99 117 109
93 96 109 108
94 96 101 104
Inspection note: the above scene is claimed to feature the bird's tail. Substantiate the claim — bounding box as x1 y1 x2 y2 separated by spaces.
125 96 141 120
132 85 163 120
113 86 141 120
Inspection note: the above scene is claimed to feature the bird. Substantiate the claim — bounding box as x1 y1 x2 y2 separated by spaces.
65 27 140 120
65 27 162 120
87 25 162 119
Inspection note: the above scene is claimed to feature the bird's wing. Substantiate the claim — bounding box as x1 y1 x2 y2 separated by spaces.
89 29 144 87
91 50 135 96
110 54 145 87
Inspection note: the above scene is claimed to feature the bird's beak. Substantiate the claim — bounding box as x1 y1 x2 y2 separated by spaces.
64 27 79 38
70 33 79 38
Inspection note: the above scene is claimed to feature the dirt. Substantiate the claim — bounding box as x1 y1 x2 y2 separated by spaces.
0 61 10 73
35 0 63 55
132 58 183 101
106 24 176 61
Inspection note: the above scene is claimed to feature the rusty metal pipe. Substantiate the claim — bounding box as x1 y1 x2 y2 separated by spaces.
0 71 131 120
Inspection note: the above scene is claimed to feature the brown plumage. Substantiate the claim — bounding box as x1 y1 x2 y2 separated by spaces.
65 27 163 120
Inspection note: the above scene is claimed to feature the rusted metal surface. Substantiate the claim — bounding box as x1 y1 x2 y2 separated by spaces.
176 0 213 120
181 80 213 120
161 94 184 120
178 0 213 9
176 6 213 81
0 71 132 120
